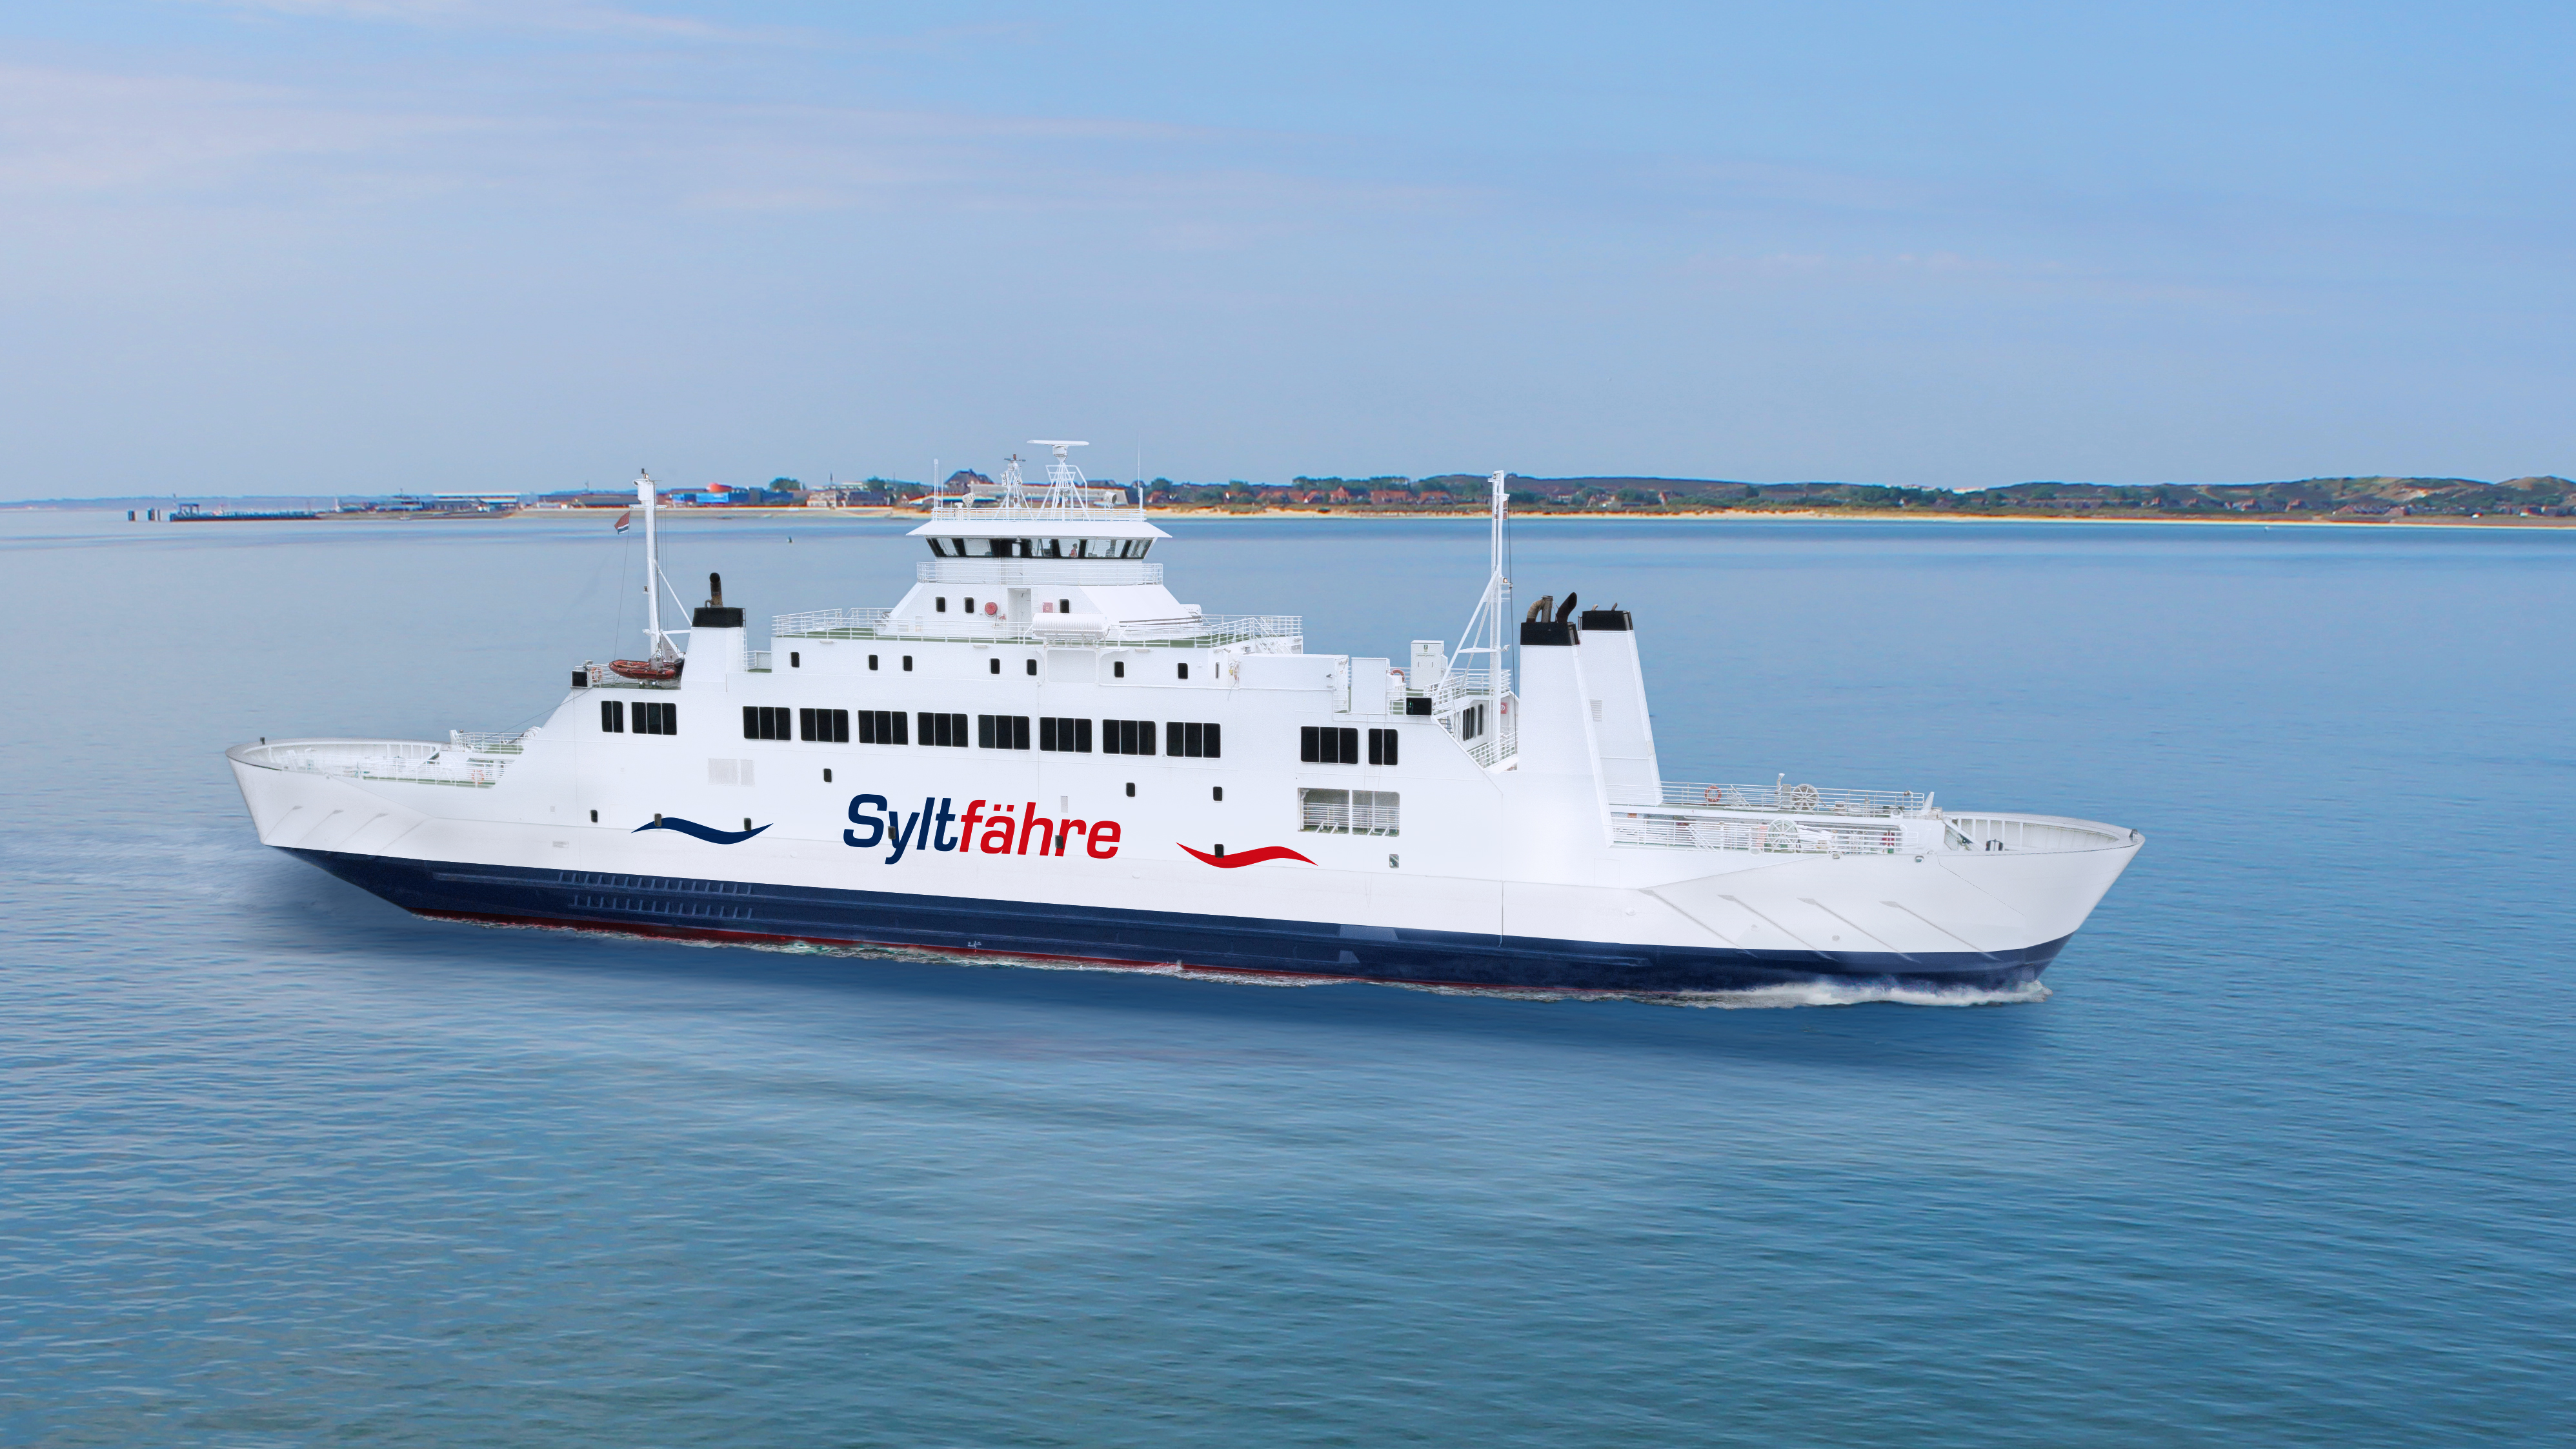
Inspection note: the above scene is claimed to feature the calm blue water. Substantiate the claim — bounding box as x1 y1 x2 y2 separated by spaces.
3 512 2570 1446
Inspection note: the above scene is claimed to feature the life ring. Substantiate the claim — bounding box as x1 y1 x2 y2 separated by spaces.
1703 786 1725 805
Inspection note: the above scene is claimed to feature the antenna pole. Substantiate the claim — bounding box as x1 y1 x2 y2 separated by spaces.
638 470 665 655
1488 469 1509 724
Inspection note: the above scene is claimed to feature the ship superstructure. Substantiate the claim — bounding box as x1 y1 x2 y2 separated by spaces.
226 444 2140 995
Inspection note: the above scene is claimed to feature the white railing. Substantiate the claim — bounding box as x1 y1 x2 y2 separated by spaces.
1436 697 1517 768
923 494 1132 518
1429 683 1516 768
263 740 507 788
1611 806 2129 856
772 607 892 637
770 607 1301 651
1941 815 2133 854
1300 788 1402 836
448 730 527 754
1612 812 1909 855
1178 614 1302 648
1665 779 1927 817
1427 667 1509 713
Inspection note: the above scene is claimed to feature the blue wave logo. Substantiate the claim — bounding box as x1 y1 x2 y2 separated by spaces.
634 816 770 845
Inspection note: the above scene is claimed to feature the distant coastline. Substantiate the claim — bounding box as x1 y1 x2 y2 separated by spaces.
17 503 2575 530
12 471 2572 527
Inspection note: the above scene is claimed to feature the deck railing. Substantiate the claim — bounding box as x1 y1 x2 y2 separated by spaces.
1940 815 2133 854
1424 667 1509 712
1611 812 1911 855
770 607 1300 650
267 740 507 788
1663 780 1927 817
448 730 528 754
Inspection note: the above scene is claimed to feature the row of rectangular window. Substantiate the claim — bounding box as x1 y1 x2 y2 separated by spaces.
600 700 678 734
627 701 1230 759
1039 717 1091 753
925 537 1151 559
1103 718 1152 755
1301 726 1398 766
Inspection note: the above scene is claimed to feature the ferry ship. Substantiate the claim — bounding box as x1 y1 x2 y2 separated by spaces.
226 443 2140 996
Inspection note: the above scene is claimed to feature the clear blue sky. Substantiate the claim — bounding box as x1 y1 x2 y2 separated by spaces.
3 1 2567 497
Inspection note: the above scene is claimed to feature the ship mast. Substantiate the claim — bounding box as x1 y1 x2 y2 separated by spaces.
638 469 672 659
1443 469 1513 753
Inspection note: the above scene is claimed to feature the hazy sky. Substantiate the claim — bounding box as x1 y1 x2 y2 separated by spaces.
3 1 2568 497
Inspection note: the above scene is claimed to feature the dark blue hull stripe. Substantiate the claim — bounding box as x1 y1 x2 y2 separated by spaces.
285 848 2068 994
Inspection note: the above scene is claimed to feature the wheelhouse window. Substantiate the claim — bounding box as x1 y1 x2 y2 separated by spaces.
858 710 905 744
599 699 625 733
743 706 791 741
633 701 677 735
918 712 969 748
800 708 850 743
1367 728 1398 766
932 535 1149 559
979 714 1032 750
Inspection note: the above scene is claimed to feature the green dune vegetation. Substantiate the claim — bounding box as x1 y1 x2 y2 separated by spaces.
1144 474 2576 519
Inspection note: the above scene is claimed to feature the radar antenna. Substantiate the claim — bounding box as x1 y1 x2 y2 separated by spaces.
1029 439 1094 514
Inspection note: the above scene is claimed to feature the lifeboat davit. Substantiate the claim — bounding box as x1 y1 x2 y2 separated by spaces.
609 657 683 682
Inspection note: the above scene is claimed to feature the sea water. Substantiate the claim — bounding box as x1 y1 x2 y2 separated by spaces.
2 511 2568 1446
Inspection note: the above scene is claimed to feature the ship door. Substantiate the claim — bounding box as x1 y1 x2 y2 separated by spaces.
1008 587 1032 623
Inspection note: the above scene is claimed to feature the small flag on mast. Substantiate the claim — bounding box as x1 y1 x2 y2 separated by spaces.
614 510 632 533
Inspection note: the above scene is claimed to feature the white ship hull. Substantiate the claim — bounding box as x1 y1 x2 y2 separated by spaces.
227 462 2139 995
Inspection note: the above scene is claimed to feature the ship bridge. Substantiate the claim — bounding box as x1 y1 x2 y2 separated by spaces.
781 442 1290 651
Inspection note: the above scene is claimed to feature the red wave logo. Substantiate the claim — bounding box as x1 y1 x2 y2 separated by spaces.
1179 843 1316 869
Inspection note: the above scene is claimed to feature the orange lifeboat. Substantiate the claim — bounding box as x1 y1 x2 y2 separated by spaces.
609 657 683 682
